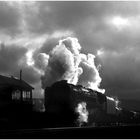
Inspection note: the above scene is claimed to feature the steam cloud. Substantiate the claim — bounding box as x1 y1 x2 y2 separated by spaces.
75 102 89 126
40 37 105 93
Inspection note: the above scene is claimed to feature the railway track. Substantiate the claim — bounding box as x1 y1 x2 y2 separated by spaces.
0 124 140 138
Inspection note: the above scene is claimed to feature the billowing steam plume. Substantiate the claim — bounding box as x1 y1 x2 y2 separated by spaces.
40 37 105 93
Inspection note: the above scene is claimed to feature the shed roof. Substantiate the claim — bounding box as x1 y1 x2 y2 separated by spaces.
0 75 34 90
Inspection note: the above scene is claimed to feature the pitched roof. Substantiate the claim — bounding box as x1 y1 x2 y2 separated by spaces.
0 75 34 90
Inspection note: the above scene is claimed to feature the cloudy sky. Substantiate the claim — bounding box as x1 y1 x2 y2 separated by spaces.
0 1 140 100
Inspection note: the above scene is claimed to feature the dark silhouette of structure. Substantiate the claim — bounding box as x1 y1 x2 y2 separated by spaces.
44 80 140 127
0 74 33 104
0 77 140 131
0 73 34 128
44 80 113 127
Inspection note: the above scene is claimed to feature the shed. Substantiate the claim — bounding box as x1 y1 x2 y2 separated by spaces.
0 74 34 107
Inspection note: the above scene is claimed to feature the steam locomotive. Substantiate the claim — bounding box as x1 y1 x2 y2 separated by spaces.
44 80 126 127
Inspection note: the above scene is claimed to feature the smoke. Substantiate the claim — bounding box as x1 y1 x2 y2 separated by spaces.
78 53 105 93
35 53 49 73
75 102 89 126
40 37 105 93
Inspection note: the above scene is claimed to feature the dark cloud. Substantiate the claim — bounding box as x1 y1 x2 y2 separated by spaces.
1 1 140 100
24 2 140 34
25 1 105 34
44 1 93 28
97 48 140 99
0 43 40 86
0 43 27 73
0 2 21 35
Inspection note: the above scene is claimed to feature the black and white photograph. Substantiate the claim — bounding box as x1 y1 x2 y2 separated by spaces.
0 0 140 138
